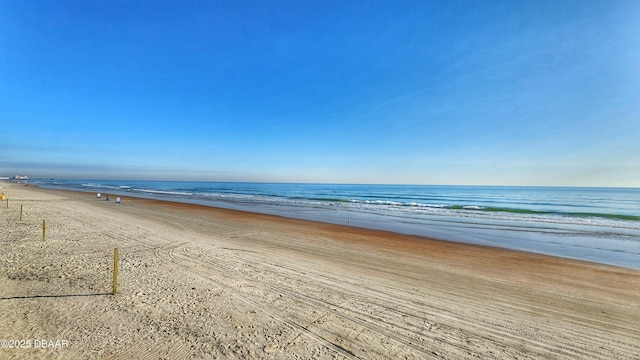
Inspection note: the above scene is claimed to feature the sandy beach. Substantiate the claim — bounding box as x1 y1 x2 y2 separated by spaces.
1 181 639 359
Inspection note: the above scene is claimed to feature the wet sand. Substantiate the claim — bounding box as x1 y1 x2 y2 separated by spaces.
1 181 639 359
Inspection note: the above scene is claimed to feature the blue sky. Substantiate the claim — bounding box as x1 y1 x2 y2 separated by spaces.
1 1 639 186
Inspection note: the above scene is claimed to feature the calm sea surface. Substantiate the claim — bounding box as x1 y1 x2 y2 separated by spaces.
32 180 640 269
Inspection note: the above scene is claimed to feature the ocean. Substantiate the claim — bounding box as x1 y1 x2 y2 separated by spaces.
30 180 640 269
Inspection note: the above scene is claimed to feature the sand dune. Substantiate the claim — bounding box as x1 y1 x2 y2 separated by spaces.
1 181 639 359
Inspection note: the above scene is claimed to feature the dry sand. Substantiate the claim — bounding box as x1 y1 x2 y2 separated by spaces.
1 181 639 359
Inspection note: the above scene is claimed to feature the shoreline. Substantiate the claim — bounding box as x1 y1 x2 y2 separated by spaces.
1 181 639 358
21 184 610 266
30 180 640 270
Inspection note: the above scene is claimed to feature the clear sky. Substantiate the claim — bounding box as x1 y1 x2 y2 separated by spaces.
1 1 639 186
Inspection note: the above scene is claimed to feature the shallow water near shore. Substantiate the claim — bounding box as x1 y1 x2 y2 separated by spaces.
31 180 640 269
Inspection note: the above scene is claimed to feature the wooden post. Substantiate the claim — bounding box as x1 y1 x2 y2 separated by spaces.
42 220 46 240
20 205 23 220
113 248 119 295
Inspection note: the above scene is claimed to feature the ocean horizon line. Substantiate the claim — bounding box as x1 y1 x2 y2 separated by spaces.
7 177 640 190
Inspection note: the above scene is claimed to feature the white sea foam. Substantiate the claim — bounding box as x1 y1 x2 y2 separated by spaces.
136 189 193 196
